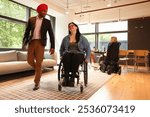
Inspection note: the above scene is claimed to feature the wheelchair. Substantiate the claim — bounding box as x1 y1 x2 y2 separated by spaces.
99 60 121 75
58 59 88 93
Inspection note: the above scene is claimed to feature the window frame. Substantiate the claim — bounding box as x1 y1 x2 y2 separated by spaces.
0 0 55 50
79 20 128 51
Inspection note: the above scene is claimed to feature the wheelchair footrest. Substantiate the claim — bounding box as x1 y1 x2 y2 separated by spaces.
61 74 65 78
62 81 74 87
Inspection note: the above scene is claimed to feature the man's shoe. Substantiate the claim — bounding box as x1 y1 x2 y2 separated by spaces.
33 85 39 91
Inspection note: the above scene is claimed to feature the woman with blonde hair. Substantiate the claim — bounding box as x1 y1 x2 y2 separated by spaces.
100 36 121 74
110 36 118 43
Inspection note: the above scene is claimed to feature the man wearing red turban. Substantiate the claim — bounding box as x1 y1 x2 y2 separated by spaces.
22 3 55 90
36 3 48 13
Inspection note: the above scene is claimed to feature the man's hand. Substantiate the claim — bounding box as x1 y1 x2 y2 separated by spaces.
49 48 55 55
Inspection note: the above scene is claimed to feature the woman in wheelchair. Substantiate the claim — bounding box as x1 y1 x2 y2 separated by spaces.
59 22 91 87
100 36 121 75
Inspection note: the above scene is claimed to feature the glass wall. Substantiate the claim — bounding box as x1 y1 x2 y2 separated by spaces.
0 0 26 21
79 21 128 51
0 0 55 49
79 23 95 33
79 24 96 49
0 0 26 49
98 21 128 51
98 32 128 51
98 21 128 32
83 34 95 49
0 18 25 48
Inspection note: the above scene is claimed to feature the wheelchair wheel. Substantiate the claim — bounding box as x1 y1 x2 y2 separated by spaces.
107 70 111 75
80 85 83 93
83 62 88 87
100 65 105 73
58 61 64 82
58 60 65 91
58 84 62 91
118 66 121 75
107 65 112 75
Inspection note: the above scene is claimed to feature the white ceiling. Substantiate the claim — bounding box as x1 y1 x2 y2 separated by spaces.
34 0 150 23
47 0 149 12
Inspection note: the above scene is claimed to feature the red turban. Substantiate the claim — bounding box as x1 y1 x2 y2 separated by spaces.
36 4 48 13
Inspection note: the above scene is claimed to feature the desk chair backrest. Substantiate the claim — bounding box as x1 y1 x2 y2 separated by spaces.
119 50 128 57
133 50 149 71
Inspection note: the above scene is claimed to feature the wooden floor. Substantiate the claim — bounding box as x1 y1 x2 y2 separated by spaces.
0 67 113 100
90 66 150 100
0 66 150 100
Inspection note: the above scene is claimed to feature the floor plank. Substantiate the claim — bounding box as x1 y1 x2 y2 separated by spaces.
90 67 150 100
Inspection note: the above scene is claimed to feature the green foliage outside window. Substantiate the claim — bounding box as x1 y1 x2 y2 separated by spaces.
31 9 38 17
0 0 26 21
0 0 26 48
0 19 25 48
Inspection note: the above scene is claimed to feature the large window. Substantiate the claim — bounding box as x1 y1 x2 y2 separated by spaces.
98 21 128 51
83 34 95 49
0 0 26 49
98 32 128 51
0 0 55 49
0 0 26 21
98 21 128 32
79 24 95 33
0 18 25 48
78 21 128 51
79 24 96 49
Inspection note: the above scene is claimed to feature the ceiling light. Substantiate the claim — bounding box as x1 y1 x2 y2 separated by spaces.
107 0 112 7
65 9 69 14
65 0 69 14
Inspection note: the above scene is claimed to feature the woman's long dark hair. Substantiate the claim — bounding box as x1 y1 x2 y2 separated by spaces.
68 22 81 43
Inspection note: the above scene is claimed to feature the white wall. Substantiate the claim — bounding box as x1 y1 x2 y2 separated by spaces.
55 15 68 61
